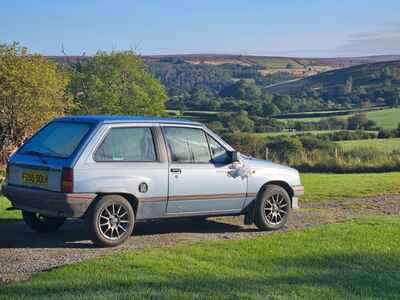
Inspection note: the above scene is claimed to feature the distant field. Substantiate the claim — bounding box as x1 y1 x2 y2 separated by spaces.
337 138 400 152
275 107 400 129
300 172 400 202
251 130 371 138
366 108 400 129
245 57 304 69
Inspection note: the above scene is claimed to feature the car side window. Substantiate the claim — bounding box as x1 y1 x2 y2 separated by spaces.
207 135 230 164
94 127 156 162
163 127 211 163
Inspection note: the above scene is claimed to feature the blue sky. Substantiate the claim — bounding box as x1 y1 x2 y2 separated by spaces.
1 0 399 57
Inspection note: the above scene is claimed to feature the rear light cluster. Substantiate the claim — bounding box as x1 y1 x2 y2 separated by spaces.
61 168 74 193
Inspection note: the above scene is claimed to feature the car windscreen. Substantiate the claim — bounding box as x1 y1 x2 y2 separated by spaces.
18 122 93 159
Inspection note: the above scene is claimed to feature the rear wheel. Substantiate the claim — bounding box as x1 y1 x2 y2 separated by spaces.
254 185 290 231
22 211 66 233
86 195 135 247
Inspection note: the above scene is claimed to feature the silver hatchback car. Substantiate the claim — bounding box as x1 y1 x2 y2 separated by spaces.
3 116 304 247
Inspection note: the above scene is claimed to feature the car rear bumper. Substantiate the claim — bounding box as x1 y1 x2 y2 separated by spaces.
2 184 96 218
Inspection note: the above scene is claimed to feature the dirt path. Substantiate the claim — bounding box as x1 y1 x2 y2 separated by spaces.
1 195 399 284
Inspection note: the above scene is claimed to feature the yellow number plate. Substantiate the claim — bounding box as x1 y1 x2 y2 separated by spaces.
22 171 48 186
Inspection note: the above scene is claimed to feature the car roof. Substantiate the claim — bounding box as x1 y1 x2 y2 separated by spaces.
54 115 202 126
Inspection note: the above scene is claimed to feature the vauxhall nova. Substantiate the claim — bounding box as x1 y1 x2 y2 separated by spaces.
3 116 304 247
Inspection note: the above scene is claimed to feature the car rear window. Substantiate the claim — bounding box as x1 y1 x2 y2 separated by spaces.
18 122 93 159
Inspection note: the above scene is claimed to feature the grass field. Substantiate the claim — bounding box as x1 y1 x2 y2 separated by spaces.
251 130 378 138
252 130 342 138
366 107 400 129
276 107 400 129
300 172 400 202
245 57 304 69
336 138 400 152
1 216 399 299
1 173 399 221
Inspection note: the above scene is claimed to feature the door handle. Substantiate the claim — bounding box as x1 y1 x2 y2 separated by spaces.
170 168 182 174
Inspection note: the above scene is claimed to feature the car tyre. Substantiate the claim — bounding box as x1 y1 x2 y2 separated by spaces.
86 195 135 247
254 185 290 231
22 211 66 233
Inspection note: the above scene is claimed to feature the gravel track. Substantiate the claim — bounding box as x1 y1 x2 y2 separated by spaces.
1 195 399 284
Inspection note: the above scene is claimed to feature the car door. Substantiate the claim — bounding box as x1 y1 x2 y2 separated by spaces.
162 125 247 215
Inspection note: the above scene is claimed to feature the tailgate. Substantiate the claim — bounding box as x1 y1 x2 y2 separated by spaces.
8 164 63 192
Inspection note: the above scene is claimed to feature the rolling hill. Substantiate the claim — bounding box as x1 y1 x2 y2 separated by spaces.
265 60 400 93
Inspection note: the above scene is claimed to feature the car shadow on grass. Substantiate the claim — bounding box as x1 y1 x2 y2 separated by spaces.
133 217 257 236
0 217 255 249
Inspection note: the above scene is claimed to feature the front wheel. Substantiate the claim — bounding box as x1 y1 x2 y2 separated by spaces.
22 211 66 233
86 195 135 247
254 185 291 231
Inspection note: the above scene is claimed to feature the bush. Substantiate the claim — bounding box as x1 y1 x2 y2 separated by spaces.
378 129 397 139
293 147 400 173
298 135 338 153
316 130 377 141
222 132 266 158
266 136 304 163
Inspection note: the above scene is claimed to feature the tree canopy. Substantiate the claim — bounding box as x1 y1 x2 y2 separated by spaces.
0 43 73 163
68 52 167 116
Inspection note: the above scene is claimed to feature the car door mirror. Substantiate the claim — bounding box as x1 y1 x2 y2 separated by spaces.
229 151 240 163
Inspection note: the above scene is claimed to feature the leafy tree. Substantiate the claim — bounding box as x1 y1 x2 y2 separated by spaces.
273 95 293 112
207 121 225 134
0 43 73 164
266 136 304 163
229 111 255 132
286 63 295 69
384 90 399 107
262 102 281 117
219 80 262 101
222 132 266 157
298 135 337 153
397 123 400 137
344 76 353 94
69 51 167 115
347 113 368 130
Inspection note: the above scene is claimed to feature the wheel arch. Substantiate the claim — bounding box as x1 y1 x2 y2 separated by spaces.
84 193 139 218
257 180 294 201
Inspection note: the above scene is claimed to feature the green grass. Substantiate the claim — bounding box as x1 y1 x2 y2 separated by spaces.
0 195 20 222
1 216 399 299
275 107 400 129
251 130 378 138
366 107 400 129
251 130 341 138
245 57 304 69
301 172 400 202
336 138 400 152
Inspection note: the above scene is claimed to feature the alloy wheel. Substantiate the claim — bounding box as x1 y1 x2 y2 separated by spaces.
264 192 289 225
98 203 130 240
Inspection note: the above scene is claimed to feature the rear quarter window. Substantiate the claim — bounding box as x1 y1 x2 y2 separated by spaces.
94 127 156 162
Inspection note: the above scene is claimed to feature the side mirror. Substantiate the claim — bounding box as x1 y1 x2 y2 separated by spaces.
229 151 240 163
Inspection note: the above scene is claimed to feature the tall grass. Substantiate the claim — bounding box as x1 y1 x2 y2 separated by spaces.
291 148 400 173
